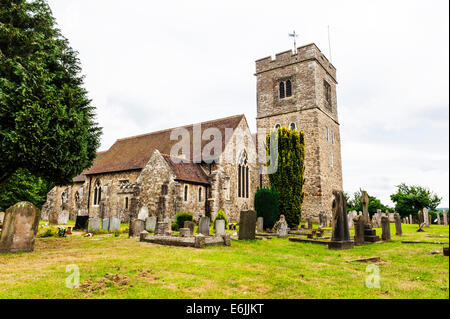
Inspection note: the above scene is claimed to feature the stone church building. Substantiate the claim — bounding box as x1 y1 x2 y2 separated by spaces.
42 43 343 225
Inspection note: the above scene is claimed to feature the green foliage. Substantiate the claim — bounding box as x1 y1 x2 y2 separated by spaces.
37 225 58 238
171 222 179 232
390 183 442 218
0 0 102 186
346 189 391 216
0 168 53 211
266 127 304 228
254 186 279 229
213 209 228 230
175 212 193 230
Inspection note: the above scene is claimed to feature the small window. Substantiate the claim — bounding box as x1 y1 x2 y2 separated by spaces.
93 179 102 205
330 152 334 167
286 80 292 97
125 197 129 209
279 82 285 99
290 122 296 130
331 131 335 145
326 126 329 142
198 187 202 202
184 185 188 201
324 80 332 108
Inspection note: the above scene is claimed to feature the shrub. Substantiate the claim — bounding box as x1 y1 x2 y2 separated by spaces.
175 212 193 230
171 222 180 232
254 186 279 230
37 227 57 238
213 209 228 230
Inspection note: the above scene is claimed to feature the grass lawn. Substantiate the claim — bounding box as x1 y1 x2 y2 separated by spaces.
0 223 448 299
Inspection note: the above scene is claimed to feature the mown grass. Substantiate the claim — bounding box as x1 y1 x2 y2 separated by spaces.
0 223 448 299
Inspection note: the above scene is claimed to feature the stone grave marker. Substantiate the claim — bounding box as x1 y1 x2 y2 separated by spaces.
198 216 210 236
102 218 110 231
129 219 145 238
307 217 313 230
361 191 370 224
184 221 195 235
109 217 121 232
179 228 191 237
215 219 225 236
409 214 413 224
353 215 365 246
256 217 264 233
87 217 101 232
58 210 69 225
329 191 353 249
381 216 391 241
394 213 402 236
275 215 289 238
436 212 441 225
443 210 448 226
238 210 256 240
138 206 149 221
423 208 430 227
347 211 354 230
0 202 41 253
145 216 157 232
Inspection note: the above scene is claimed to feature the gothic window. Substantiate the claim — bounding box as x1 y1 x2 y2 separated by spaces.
125 197 129 209
324 80 332 108
93 180 102 205
238 151 249 198
184 185 188 201
290 122 297 130
326 126 329 142
279 82 285 99
74 191 80 203
286 80 292 97
331 131 335 145
198 187 202 202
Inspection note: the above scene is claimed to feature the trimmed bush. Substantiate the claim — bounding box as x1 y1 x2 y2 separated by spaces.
175 212 193 230
213 209 228 230
171 222 180 231
254 186 279 230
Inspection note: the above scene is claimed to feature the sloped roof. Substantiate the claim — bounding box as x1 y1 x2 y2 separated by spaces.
161 154 210 185
72 151 107 182
85 114 245 175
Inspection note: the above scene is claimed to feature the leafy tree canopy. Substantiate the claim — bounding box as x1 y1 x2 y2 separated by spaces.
0 0 101 186
390 183 441 217
346 189 391 216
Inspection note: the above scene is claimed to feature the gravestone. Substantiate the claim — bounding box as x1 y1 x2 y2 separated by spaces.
389 213 395 223
353 215 365 246
179 228 191 237
74 215 89 230
184 221 195 235
49 211 59 225
307 217 313 230
361 191 370 224
376 209 382 227
423 208 430 227
409 214 413 224
155 218 169 235
138 206 149 221
58 210 70 225
215 219 225 236
109 217 121 232
347 211 354 230
87 218 101 232
381 216 391 241
238 210 256 240
145 216 157 232
256 217 264 233
436 212 441 225
418 210 423 224
319 211 327 227
443 210 448 226
129 219 145 238
198 216 210 236
0 202 41 253
328 191 354 249
194 234 206 248
394 213 402 236
275 215 289 238
102 218 110 231
371 215 378 228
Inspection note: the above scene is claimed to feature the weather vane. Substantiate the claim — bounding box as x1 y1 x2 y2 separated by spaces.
288 30 298 53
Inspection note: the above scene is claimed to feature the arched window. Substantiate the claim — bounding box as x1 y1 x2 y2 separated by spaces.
325 126 329 142
290 122 296 130
238 151 249 198
286 80 292 97
275 123 281 129
184 185 188 201
125 197 129 209
74 191 80 203
331 131 335 145
198 187 202 202
279 82 285 99
93 180 102 205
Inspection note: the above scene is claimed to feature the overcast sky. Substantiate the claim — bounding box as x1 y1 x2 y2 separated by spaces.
47 0 449 208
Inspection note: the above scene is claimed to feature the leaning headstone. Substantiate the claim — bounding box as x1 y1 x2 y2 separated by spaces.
184 221 195 235
0 202 41 253
215 219 225 236
87 217 101 232
394 213 402 236
443 210 448 226
109 217 121 232
275 215 289 238
179 228 191 237
328 191 353 250
238 210 256 240
198 216 210 236
102 218 110 231
381 216 391 241
129 219 145 238
353 215 365 246
423 208 429 227
145 216 157 232
256 217 264 233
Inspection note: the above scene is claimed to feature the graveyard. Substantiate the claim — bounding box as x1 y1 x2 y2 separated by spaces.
0 217 448 299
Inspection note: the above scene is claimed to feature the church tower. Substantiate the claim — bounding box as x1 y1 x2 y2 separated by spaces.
255 43 343 222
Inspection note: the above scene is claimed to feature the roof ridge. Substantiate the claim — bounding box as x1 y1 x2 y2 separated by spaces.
116 114 245 142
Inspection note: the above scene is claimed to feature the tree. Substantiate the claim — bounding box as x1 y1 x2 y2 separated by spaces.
266 127 304 228
0 168 52 211
0 0 101 186
254 186 279 230
346 189 391 216
390 183 441 218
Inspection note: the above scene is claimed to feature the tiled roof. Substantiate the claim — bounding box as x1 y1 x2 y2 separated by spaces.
85 114 245 175
162 154 210 185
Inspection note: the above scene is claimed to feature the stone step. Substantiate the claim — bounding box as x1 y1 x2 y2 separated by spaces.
364 235 380 242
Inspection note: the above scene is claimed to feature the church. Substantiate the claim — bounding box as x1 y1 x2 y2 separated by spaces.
41 43 343 225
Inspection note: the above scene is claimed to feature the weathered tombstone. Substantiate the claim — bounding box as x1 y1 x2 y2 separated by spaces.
215 219 225 236
74 215 89 230
371 215 378 228
428 215 432 226
256 217 264 233
361 191 370 224
418 210 423 224
389 213 395 223
307 216 313 230
275 215 289 238
0 202 41 253
194 234 206 248
328 191 354 249
319 211 328 227
129 219 145 238
423 208 429 227
381 216 391 241
376 209 382 227
57 210 70 225
347 212 354 230
184 221 195 235
145 216 157 232
353 215 365 246
198 216 210 236
109 217 121 232
155 219 169 235
436 212 441 225
49 211 59 225
138 206 149 221
443 210 448 226
139 230 149 242
409 214 413 224
102 218 110 231
238 210 256 240
394 213 402 236
87 217 101 232
179 228 191 237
